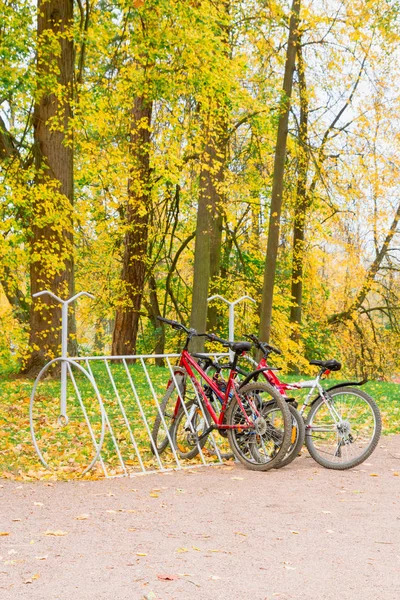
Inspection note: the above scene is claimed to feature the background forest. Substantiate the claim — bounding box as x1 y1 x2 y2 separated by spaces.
2 0 400 378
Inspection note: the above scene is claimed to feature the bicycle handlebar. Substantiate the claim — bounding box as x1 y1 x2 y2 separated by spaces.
245 334 282 356
157 316 195 335
205 332 230 347
157 316 233 347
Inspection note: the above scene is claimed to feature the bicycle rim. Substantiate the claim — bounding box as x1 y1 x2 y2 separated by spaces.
305 387 382 469
227 382 291 471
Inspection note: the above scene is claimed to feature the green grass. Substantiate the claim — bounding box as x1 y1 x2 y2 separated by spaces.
1 362 400 480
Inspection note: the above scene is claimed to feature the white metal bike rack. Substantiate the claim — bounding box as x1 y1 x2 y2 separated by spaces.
29 291 231 478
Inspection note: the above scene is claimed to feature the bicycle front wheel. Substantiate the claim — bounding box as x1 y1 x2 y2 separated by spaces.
305 386 382 469
170 400 209 460
226 382 291 471
150 368 186 455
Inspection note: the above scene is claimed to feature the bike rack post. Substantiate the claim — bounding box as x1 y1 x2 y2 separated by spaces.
32 290 94 425
207 294 256 359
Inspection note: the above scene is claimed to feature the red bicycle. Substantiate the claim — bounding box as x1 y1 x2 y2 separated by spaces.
151 317 292 471
241 334 382 470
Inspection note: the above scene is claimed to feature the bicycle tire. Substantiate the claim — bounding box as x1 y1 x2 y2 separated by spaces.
226 382 292 471
305 386 382 469
260 403 305 469
150 368 186 455
170 400 209 459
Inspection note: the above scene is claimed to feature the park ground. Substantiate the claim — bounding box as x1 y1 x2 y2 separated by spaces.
1 434 400 600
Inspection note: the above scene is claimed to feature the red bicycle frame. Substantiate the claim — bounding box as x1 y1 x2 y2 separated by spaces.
257 357 303 396
171 350 258 429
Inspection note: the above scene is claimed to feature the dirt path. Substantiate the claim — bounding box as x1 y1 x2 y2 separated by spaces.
1 435 400 600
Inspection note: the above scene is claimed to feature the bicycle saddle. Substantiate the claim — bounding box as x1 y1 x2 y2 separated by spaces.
229 341 252 354
309 359 341 371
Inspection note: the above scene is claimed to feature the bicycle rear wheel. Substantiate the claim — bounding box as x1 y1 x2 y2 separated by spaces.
305 386 382 469
261 403 305 469
226 382 291 471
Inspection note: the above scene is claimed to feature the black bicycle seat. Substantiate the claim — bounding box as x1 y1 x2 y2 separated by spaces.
230 341 252 354
309 359 341 371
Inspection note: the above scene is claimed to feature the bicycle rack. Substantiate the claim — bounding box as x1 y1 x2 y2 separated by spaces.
29 291 230 478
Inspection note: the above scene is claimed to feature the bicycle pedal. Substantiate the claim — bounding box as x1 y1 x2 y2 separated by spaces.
286 398 298 408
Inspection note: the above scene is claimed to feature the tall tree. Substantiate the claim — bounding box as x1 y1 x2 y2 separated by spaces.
259 0 301 342
189 0 229 350
112 96 153 355
24 0 74 374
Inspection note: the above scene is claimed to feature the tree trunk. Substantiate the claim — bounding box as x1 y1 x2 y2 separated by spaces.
24 0 74 376
189 140 213 351
111 97 153 356
290 46 368 332
147 274 165 365
259 0 301 343
290 42 309 331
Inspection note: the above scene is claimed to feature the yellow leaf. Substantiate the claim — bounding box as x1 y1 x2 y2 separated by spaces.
136 552 148 556
370 473 379 477
0 532 10 536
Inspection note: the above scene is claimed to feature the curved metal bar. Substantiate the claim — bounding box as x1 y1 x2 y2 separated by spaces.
30 357 106 476
32 290 64 304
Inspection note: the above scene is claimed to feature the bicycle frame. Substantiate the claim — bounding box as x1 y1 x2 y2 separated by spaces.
173 350 259 429
245 355 340 420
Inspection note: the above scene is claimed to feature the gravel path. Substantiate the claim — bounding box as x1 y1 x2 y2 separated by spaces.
1 435 400 600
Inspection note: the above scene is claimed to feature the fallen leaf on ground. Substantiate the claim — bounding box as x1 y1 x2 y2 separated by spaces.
157 574 179 581
24 573 40 584
149 493 159 498
393 472 399 476
35 556 48 561
75 514 90 520
136 552 148 556
176 547 189 553
43 530 68 537
291 531 299 535
370 473 379 477
0 532 9 536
